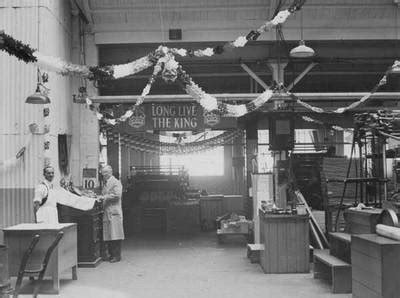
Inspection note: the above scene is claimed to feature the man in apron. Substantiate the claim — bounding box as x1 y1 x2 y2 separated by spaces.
33 166 58 223
33 166 97 224
98 165 124 263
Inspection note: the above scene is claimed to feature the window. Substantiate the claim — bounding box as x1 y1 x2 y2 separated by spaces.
159 131 224 176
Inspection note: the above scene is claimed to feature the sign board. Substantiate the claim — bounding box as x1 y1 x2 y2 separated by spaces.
82 168 98 189
118 103 237 132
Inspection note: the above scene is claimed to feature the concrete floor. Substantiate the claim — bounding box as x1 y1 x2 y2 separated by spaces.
16 232 351 298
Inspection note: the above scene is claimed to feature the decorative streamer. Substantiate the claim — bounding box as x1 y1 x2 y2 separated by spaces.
105 128 241 155
292 60 399 114
0 1 306 80
301 116 345 131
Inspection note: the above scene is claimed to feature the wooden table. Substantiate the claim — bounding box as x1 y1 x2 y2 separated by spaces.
3 223 78 294
352 234 400 298
259 211 309 273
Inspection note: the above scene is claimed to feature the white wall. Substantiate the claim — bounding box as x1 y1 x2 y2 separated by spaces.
0 0 74 235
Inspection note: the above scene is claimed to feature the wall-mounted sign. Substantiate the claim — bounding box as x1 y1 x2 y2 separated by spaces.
119 102 237 132
82 168 98 189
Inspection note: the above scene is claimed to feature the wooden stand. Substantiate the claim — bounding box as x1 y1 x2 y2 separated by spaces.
58 204 103 267
259 211 309 273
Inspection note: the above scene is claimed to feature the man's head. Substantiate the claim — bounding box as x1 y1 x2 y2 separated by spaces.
101 165 113 181
43 166 55 182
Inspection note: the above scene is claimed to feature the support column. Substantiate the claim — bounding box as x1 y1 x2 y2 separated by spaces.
246 119 258 196
232 130 245 195
70 16 99 186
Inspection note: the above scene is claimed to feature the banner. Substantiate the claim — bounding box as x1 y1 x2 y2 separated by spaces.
118 102 237 132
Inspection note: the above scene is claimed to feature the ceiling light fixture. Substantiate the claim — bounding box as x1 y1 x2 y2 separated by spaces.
290 10 315 58
26 70 50 104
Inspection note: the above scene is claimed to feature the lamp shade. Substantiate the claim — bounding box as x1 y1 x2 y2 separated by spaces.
290 40 315 58
25 85 50 104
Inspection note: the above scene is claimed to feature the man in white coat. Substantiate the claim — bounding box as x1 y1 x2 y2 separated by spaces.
33 166 58 223
33 166 96 224
98 165 124 263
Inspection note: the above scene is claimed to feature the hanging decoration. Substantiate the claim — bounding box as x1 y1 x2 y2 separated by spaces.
43 105 51 166
291 60 399 114
85 58 275 125
0 0 306 80
301 116 346 131
170 1 302 58
1 1 399 120
105 128 241 155
178 65 275 117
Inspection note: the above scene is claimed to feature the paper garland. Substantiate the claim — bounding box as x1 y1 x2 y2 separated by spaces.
0 1 305 81
291 60 399 114
88 58 275 125
2 1 398 119
301 116 346 131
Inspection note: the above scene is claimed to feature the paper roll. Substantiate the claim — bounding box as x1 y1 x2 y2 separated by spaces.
376 224 400 241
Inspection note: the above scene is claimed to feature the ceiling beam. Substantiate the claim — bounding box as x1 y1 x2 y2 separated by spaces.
286 63 318 91
90 92 400 104
240 63 270 90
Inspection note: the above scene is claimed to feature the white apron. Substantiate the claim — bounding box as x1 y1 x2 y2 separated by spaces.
36 188 58 224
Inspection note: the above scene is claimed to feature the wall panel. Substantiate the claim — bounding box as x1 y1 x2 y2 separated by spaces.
0 0 73 232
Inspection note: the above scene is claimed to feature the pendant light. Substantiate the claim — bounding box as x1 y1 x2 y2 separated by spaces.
290 10 315 58
26 1 50 104
25 69 50 104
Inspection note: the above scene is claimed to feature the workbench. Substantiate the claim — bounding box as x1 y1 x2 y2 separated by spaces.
3 223 78 294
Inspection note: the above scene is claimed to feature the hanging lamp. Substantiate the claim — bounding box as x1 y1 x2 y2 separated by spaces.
290 10 315 58
26 69 50 104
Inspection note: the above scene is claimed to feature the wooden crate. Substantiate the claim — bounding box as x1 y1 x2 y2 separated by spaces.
259 213 309 273
352 234 400 298
344 208 382 234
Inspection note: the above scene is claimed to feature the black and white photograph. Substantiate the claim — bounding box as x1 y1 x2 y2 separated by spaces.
0 0 400 297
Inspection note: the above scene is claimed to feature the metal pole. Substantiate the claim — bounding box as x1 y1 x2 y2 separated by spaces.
382 140 388 201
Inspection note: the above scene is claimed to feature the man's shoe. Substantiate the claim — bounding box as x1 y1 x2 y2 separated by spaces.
109 257 121 263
